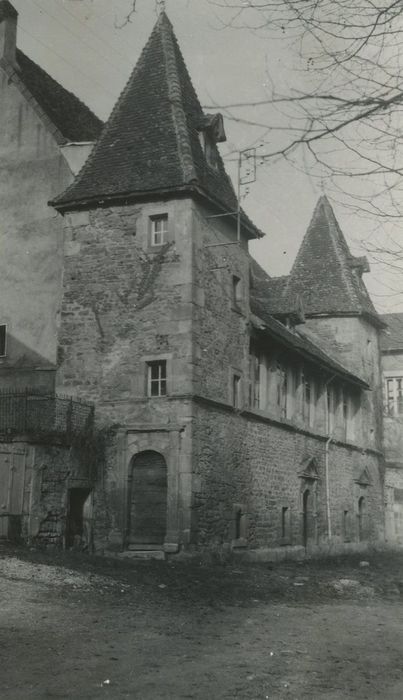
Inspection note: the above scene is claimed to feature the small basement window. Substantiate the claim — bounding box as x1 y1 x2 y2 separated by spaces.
150 214 168 246
0 325 7 356
147 360 167 397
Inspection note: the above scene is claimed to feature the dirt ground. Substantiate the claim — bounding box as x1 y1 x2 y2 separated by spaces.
1 547 403 699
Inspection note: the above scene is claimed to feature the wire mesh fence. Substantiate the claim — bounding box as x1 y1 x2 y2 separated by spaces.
0 390 94 437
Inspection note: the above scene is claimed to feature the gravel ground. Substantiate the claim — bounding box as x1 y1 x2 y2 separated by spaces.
1 546 403 699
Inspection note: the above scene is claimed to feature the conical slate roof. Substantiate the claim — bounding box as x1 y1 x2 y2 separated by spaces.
283 196 382 325
51 13 260 238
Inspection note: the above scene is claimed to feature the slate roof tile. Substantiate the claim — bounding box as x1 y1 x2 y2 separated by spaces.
250 296 368 388
284 196 382 325
51 13 261 238
380 313 403 352
13 50 103 143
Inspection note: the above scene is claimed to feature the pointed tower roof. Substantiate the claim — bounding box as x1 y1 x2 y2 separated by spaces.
51 12 261 238
284 196 383 326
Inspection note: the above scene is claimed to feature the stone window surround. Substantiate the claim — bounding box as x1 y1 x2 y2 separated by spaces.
149 213 168 247
280 504 292 546
230 368 243 409
141 353 173 397
384 371 403 416
232 503 247 547
142 203 174 252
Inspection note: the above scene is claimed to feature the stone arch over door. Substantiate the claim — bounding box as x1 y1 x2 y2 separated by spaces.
128 450 168 546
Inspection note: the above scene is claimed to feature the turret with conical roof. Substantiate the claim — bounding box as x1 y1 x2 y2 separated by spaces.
51 12 260 239
286 196 382 327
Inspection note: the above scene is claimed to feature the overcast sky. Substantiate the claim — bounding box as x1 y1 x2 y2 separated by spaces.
9 0 403 313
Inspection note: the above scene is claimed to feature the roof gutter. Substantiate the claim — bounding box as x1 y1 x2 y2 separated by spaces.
49 184 263 240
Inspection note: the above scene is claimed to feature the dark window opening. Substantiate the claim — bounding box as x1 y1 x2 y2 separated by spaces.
343 509 350 542
232 275 242 307
281 506 288 539
0 325 7 357
233 504 247 543
233 374 241 408
66 488 92 549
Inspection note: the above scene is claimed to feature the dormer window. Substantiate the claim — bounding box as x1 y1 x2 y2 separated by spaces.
150 214 168 246
197 112 226 171
198 131 218 170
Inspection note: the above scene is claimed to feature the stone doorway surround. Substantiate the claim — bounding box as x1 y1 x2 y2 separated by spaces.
112 423 189 554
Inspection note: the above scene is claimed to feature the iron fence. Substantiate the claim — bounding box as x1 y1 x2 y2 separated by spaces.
0 390 94 438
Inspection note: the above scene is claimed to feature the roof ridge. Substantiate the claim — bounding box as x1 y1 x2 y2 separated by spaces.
322 198 362 309
51 18 164 204
159 14 196 184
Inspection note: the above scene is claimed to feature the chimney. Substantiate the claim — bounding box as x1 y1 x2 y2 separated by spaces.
0 1 18 67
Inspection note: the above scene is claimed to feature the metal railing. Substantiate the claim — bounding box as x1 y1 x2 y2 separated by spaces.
0 390 94 438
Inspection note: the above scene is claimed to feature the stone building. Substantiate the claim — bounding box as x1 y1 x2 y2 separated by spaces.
48 12 385 557
380 313 403 542
0 1 100 544
0 2 386 555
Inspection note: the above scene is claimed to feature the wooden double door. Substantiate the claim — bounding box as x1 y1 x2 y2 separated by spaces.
128 451 167 546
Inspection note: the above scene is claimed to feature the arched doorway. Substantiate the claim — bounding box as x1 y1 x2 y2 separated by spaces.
358 496 366 541
129 451 167 546
302 489 310 548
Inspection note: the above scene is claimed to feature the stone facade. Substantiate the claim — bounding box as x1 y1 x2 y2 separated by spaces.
0 4 387 557
54 196 385 557
379 324 403 542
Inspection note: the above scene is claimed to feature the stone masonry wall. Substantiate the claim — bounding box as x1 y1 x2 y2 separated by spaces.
0 438 93 547
192 403 384 551
57 198 197 551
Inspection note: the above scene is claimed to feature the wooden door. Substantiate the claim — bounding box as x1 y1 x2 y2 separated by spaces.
358 496 366 541
302 489 310 547
129 451 167 545
0 449 26 539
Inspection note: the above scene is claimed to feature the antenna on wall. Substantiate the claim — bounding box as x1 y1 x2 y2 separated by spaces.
205 146 257 248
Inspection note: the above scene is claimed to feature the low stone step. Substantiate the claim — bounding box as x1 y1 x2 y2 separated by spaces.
118 549 165 561
127 543 163 551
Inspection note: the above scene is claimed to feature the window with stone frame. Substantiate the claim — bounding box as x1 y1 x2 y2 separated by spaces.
232 275 243 309
280 505 291 544
232 503 247 545
150 213 168 247
385 376 403 416
232 373 242 409
147 360 167 397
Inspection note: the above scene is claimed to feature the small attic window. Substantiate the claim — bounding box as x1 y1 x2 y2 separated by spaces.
198 131 218 170
197 113 226 171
